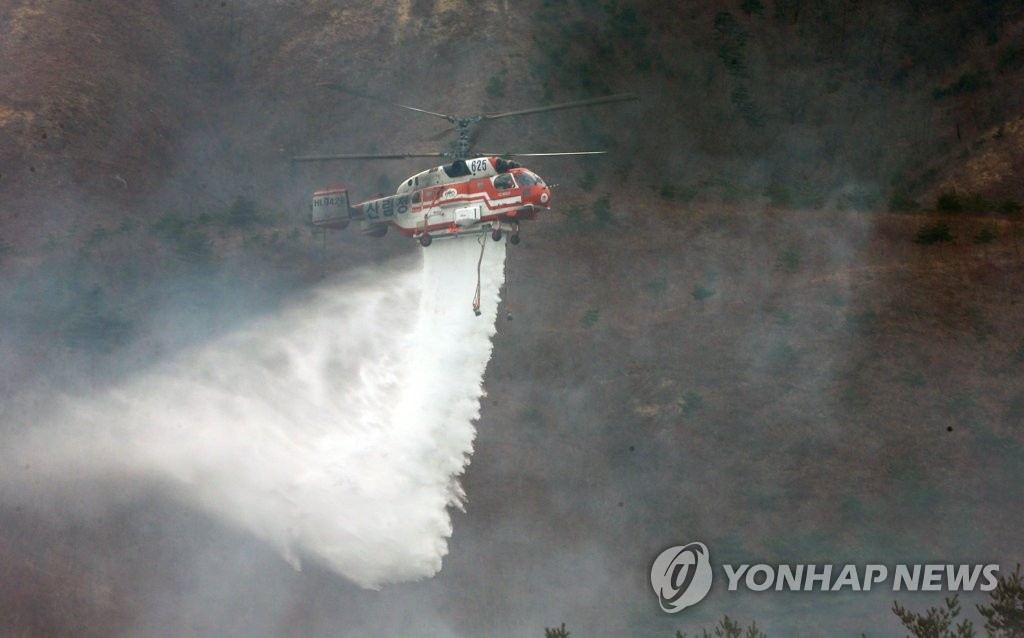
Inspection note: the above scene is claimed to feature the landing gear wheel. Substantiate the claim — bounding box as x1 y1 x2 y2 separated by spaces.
491 228 503 242
509 234 521 246
419 233 432 247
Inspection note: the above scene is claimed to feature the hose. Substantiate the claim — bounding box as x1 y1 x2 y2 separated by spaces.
472 234 485 316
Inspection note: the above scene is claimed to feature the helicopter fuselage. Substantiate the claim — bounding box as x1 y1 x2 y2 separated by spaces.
312 156 552 244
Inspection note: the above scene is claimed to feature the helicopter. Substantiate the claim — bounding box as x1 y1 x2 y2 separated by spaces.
293 83 637 247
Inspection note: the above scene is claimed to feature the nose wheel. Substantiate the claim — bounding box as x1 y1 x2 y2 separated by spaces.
419 233 432 247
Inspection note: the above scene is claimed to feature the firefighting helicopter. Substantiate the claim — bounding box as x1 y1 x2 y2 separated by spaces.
293 83 637 247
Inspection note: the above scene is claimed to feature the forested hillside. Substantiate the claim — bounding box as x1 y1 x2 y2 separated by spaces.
1 1 1022 636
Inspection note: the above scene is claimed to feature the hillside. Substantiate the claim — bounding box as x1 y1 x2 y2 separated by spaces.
1 1 1023 636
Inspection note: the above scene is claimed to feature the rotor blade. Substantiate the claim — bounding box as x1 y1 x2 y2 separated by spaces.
319 82 452 121
292 152 446 162
481 93 638 121
476 151 608 157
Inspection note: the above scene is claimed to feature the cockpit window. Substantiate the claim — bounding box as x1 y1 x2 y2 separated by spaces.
516 170 544 187
493 174 516 190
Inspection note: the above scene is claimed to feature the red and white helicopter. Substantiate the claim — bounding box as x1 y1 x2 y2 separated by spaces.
293 84 636 247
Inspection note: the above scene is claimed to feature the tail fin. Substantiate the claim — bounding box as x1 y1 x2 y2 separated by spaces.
312 185 354 229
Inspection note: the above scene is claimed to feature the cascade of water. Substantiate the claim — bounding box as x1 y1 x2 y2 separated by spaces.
4 237 507 588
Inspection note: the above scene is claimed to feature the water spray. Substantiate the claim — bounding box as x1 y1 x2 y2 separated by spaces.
3 238 507 589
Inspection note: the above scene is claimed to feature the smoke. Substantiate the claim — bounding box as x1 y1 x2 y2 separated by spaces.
3 236 506 589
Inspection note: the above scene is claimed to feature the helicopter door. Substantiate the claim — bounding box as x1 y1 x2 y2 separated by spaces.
421 188 444 224
423 187 441 210
492 173 516 191
412 189 435 214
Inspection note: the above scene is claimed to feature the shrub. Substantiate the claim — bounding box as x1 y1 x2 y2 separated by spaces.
740 0 765 15
961 191 993 212
936 191 963 212
580 308 600 328
228 195 258 227
936 191 999 214
545 623 570 638
766 182 793 208
607 3 647 50
485 75 505 98
677 616 766 638
895 371 927 388
517 408 545 427
691 284 715 301
915 221 954 245
591 195 613 225
825 293 848 307
768 340 799 370
889 192 921 213
977 564 1024 634
845 311 878 335
714 11 749 78
730 84 763 126
998 44 1023 72
150 212 213 264
646 277 668 295
973 225 998 244
86 225 111 247
680 391 705 417
892 593 974 637
563 203 584 223
838 188 881 212
932 69 988 99
775 246 800 272
577 170 597 191
999 200 1022 216
677 185 699 203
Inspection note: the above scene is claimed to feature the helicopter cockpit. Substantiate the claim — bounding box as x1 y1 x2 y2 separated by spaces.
514 170 545 186
492 169 545 190
493 173 515 190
